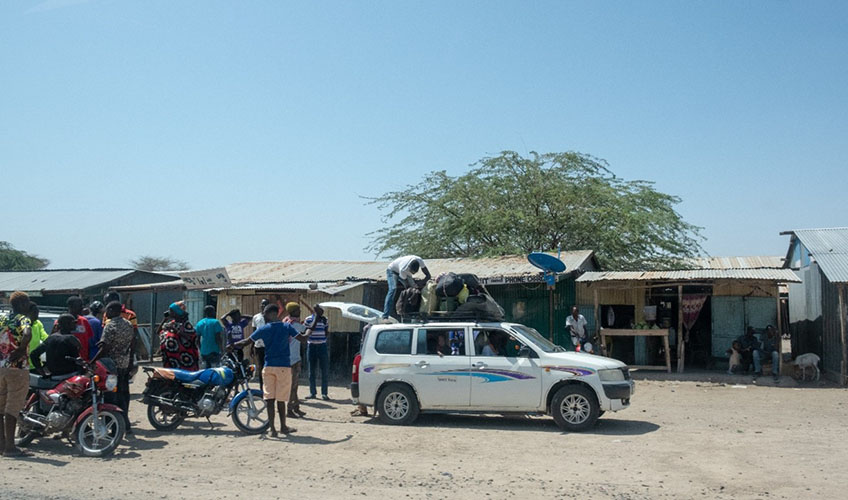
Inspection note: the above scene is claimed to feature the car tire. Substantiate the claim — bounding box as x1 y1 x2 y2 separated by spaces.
551 384 599 432
376 383 419 425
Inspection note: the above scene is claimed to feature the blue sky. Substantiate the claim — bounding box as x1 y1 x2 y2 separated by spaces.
1 1 846 269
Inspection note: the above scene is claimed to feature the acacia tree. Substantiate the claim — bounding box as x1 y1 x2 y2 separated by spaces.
366 151 704 270
0 242 49 271
130 255 189 272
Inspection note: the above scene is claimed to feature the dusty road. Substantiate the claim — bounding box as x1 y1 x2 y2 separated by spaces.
2 376 846 499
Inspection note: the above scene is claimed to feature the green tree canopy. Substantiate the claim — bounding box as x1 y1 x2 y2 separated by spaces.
0 241 49 271
366 151 704 270
130 255 189 272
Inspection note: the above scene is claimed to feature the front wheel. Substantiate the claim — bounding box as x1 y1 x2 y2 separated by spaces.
231 390 269 434
76 410 125 457
376 383 419 425
147 390 185 431
551 384 600 432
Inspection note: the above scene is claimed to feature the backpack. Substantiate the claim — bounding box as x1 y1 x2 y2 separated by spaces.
436 272 464 297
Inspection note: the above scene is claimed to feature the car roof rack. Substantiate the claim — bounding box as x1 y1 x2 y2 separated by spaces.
394 311 502 324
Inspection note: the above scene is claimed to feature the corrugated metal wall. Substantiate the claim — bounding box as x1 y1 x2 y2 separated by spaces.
487 279 576 348
821 275 844 376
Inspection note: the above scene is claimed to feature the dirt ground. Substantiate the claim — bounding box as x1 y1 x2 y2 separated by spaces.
2 375 847 500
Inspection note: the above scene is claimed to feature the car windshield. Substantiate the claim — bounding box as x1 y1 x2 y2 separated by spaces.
510 324 563 353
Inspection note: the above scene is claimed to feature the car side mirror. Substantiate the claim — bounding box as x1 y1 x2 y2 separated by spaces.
518 346 535 358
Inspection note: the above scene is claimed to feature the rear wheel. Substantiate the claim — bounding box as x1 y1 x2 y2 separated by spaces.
376 383 419 425
551 384 599 432
76 410 125 457
147 389 185 431
14 399 40 447
232 392 269 434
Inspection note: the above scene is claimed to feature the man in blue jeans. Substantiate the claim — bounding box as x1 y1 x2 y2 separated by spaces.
304 305 330 400
383 255 431 319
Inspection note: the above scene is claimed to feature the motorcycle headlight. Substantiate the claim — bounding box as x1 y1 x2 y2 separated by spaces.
105 374 118 391
597 369 626 382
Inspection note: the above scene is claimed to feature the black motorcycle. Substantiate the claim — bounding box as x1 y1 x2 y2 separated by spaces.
141 352 268 434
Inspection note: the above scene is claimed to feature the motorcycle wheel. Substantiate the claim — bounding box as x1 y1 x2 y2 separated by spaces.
76 410 125 457
231 391 270 434
147 389 185 431
14 399 40 447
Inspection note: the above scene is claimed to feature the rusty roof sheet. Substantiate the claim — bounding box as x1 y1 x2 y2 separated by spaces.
785 227 848 283
688 256 784 269
223 251 596 284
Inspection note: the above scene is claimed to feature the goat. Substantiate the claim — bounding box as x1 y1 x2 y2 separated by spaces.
793 353 821 381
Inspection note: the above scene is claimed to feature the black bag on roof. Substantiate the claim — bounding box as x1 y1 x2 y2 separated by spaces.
454 293 505 322
436 273 464 297
396 287 422 316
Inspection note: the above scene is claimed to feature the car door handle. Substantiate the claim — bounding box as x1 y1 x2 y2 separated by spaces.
415 360 429 368
472 362 487 369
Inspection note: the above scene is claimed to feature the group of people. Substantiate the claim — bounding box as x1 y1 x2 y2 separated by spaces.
0 290 138 457
727 326 780 381
158 297 332 435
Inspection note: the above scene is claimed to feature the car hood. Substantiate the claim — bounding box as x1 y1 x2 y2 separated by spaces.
543 351 627 371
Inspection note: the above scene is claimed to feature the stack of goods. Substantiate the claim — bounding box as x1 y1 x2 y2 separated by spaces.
415 273 504 322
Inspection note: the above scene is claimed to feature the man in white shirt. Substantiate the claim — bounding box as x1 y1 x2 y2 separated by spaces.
383 255 431 319
251 299 269 389
566 306 590 351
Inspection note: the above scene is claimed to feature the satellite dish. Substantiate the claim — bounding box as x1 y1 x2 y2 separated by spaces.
527 252 566 273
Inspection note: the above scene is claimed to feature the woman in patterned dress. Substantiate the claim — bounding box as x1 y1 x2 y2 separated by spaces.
159 301 199 371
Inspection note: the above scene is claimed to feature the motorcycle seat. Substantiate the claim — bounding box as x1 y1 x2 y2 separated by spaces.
148 366 234 386
29 372 77 389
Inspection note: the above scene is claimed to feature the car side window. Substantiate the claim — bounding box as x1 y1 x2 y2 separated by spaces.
416 329 466 356
374 329 413 355
473 328 527 357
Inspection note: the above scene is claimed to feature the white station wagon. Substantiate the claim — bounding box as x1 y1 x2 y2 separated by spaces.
341 310 635 432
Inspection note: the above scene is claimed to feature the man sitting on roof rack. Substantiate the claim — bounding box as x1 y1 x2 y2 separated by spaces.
383 255 431 320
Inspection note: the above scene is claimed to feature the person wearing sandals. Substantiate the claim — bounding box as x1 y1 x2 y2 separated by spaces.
229 303 307 437
0 291 33 457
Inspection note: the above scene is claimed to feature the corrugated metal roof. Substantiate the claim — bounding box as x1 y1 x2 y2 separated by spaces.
208 281 366 295
223 251 597 284
688 256 784 269
577 268 801 283
786 227 848 283
0 269 138 293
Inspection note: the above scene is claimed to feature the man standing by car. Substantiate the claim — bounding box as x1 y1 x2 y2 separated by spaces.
229 304 307 437
92 302 135 434
566 306 589 351
0 291 33 457
304 305 330 401
383 255 431 319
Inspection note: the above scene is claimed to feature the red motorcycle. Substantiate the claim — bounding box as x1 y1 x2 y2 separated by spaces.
16 357 126 457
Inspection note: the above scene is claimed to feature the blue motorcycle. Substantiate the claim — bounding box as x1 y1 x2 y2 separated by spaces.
141 352 268 434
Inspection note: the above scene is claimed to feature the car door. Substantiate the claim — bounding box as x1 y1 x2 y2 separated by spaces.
409 327 471 409
468 327 542 410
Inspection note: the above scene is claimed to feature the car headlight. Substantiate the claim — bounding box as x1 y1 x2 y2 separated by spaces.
105 374 118 391
598 369 626 382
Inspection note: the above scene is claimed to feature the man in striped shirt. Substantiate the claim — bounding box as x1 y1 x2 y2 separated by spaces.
304 305 330 400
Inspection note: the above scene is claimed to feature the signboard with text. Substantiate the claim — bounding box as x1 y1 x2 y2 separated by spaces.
180 268 232 290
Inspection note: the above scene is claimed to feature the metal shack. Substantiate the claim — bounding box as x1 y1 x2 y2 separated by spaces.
575 257 800 373
0 269 177 308
781 227 848 384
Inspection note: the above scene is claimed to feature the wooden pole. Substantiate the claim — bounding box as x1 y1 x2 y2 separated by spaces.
677 285 684 373
839 284 847 386
593 288 601 354
776 286 783 377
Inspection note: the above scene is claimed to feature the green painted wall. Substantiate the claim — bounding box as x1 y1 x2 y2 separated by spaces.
487 278 577 349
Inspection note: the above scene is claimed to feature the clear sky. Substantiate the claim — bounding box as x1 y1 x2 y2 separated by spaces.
1 1 846 270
